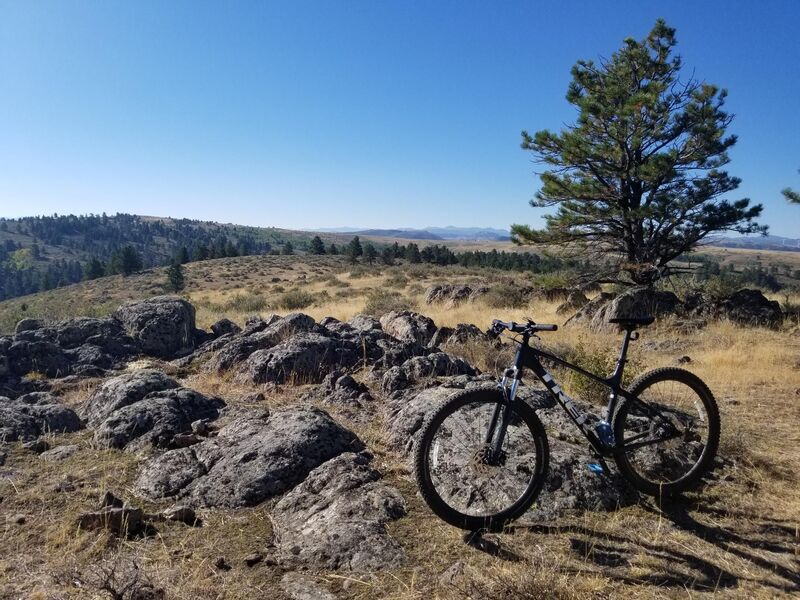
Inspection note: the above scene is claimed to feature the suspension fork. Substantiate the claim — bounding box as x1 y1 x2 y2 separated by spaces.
484 339 527 460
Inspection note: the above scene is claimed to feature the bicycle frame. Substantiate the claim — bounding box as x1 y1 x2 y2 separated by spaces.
488 329 676 460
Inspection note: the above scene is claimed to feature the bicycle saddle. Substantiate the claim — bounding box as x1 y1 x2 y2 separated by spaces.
608 316 655 327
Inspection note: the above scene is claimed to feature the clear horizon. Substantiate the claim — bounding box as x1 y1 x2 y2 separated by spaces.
1 1 798 237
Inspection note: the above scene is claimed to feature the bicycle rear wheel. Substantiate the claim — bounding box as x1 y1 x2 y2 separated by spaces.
612 367 720 497
414 388 549 531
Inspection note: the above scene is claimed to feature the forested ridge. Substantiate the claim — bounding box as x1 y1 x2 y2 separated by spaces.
0 214 280 300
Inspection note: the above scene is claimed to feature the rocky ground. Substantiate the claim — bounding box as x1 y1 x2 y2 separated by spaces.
0 285 798 599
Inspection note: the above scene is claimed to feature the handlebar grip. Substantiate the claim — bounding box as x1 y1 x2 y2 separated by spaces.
536 324 558 331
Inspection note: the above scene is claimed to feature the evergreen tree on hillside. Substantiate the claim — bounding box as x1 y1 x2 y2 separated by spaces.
346 236 363 263
177 246 190 264
309 235 326 255
363 243 377 264
109 245 143 275
194 245 210 261
511 19 764 286
167 261 186 292
282 241 295 255
406 243 422 263
327 243 339 255
84 257 105 280
381 246 395 265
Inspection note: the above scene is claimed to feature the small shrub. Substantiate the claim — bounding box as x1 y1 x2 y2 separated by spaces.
222 292 269 313
280 289 314 310
484 284 528 309
385 272 409 289
557 340 642 405
349 266 367 279
364 289 414 315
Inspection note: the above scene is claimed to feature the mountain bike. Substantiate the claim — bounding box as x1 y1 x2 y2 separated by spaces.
414 316 720 532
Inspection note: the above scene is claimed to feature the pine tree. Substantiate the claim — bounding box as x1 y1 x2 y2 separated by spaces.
406 243 422 264
381 246 395 265
84 257 105 280
363 243 377 264
282 241 294 255
177 246 190 264
309 235 326 255
167 261 185 292
782 169 800 204
346 236 363 264
511 20 764 286
327 243 339 255
119 246 143 275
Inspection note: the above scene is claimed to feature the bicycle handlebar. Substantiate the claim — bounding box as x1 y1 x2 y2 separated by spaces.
491 319 558 335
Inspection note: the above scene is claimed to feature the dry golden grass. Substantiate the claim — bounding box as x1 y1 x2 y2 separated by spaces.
1 255 799 598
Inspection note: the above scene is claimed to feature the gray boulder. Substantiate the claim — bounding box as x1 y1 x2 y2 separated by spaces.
0 392 83 441
718 289 783 327
135 407 363 507
381 352 476 396
379 311 437 346
300 371 373 422
424 284 474 307
210 318 241 337
235 333 359 385
82 370 180 426
92 386 224 451
7 341 70 378
114 296 197 359
272 452 406 571
207 313 316 373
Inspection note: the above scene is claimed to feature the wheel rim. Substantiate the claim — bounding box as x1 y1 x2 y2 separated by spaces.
620 379 710 486
426 400 540 518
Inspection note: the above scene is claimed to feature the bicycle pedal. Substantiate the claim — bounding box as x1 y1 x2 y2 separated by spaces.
587 463 606 475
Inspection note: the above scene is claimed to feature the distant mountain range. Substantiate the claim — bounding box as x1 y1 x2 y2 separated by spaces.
709 234 800 252
311 226 511 241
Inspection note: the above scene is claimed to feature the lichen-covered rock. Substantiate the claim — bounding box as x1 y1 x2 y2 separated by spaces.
114 296 197 358
379 311 437 346
7 341 70 378
0 392 83 441
300 371 373 422
596 287 680 329
718 289 783 327
135 407 363 507
424 284 474 307
82 370 180 426
210 318 241 337
92 387 224 451
381 352 476 396
206 313 316 373
235 333 359 385
272 452 406 570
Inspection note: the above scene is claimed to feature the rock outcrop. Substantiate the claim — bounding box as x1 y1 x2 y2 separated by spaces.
272 452 406 570
379 311 437 346
85 370 224 451
0 392 83 441
114 296 197 359
136 407 363 507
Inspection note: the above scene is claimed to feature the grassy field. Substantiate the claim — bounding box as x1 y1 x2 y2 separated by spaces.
0 253 798 598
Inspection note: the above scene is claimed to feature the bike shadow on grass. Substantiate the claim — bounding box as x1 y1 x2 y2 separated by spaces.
463 497 799 593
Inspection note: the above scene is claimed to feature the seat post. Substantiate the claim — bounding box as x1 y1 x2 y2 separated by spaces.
612 328 634 383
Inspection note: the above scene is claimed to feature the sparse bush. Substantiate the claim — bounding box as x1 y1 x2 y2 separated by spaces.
558 340 642 405
385 272 409 289
223 292 269 313
349 266 367 279
484 284 528 309
325 275 350 288
364 289 414 315
280 289 314 310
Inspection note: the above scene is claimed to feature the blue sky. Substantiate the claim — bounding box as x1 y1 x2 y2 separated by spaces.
1 1 798 236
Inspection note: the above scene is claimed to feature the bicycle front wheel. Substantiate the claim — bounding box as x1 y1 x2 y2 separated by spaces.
414 388 549 531
612 367 720 497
